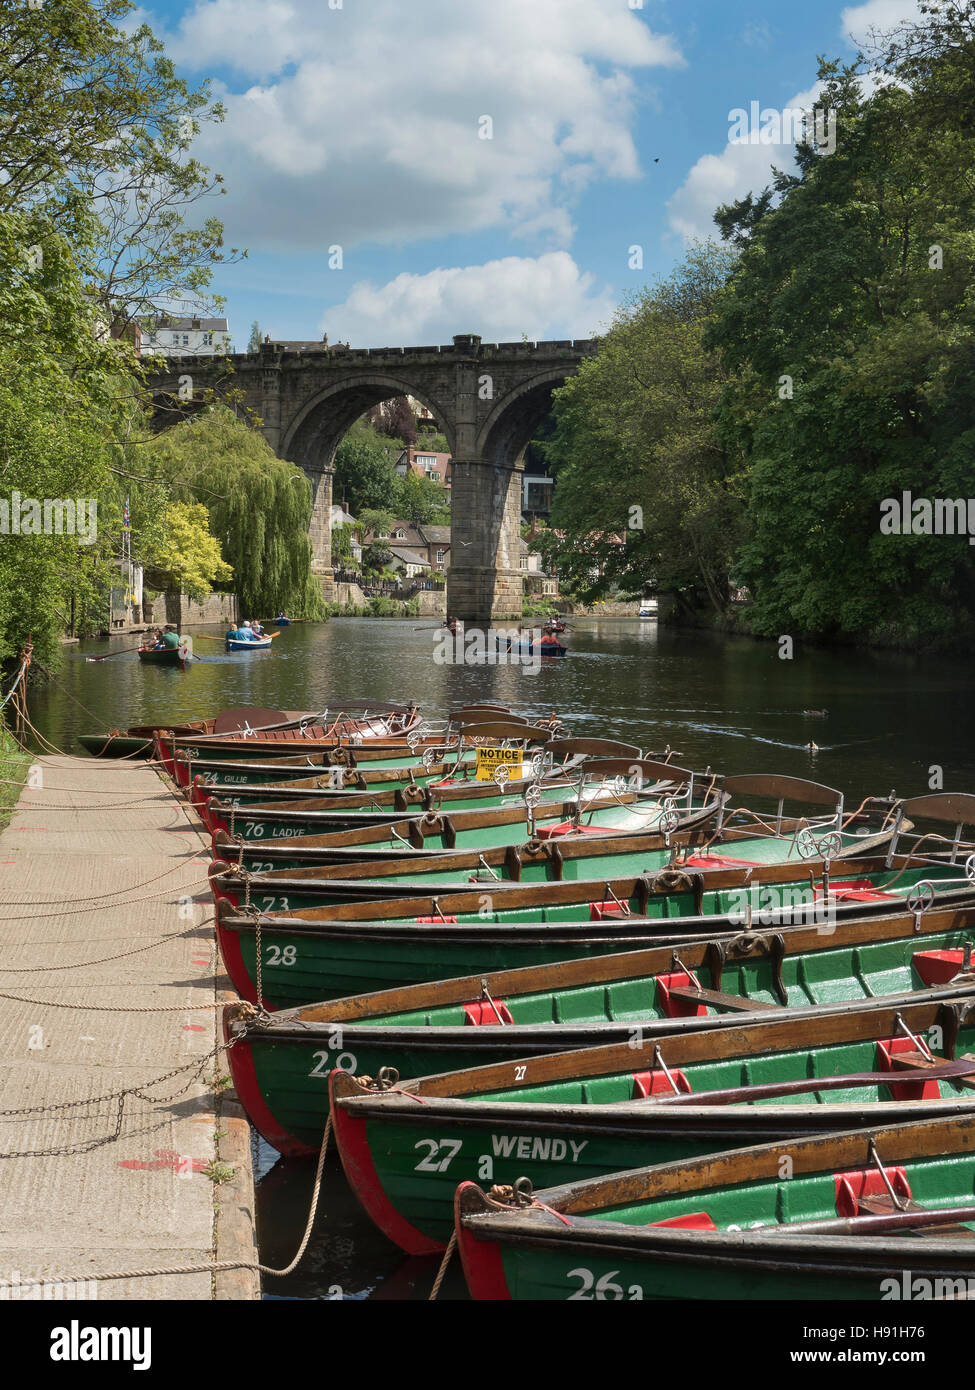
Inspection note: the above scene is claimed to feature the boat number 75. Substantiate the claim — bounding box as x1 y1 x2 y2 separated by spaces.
567 1269 643 1300
413 1138 462 1172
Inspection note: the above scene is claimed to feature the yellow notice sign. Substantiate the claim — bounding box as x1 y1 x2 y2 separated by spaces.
475 746 524 781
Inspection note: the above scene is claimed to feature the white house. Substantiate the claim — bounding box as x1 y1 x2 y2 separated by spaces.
141 316 231 356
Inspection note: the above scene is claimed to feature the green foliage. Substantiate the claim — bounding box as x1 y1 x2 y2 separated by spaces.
144 501 233 601
0 0 241 328
541 242 740 615
142 405 325 619
397 470 451 526
247 321 262 352
333 421 402 514
709 40 975 646
0 209 123 667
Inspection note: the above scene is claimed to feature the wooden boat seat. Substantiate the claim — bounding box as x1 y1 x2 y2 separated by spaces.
665 985 781 1012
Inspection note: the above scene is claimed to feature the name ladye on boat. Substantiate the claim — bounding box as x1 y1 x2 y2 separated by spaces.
880 492 975 544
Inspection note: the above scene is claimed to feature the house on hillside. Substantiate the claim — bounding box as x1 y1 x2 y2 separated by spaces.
395 446 451 489
362 520 451 574
141 316 231 356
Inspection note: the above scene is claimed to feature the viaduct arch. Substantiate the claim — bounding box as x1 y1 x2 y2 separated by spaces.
146 333 598 621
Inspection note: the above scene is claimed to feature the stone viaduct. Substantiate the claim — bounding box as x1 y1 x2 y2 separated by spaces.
145 333 598 621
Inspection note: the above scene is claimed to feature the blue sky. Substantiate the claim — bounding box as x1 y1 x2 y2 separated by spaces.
138 0 921 347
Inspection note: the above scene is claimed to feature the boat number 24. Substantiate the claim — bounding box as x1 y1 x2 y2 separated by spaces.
567 1268 643 1300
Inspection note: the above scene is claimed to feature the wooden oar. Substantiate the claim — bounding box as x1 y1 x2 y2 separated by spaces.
85 644 146 662
774 1205 975 1238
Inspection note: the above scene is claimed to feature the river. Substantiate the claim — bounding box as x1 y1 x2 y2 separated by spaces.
28 615 975 1298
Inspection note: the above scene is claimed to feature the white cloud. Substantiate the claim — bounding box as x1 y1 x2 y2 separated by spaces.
154 0 683 255
319 252 616 347
840 0 924 49
667 84 824 242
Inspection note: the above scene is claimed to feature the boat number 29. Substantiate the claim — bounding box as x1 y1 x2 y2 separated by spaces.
567 1268 643 1300
413 1138 462 1172
309 1049 358 1077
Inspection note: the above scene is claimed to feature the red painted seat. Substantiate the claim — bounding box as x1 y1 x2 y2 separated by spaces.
654 970 707 1019
875 1037 941 1101
834 1165 911 1217
462 999 514 1026
632 1068 691 1098
912 949 965 987
589 901 630 920
649 1212 716 1230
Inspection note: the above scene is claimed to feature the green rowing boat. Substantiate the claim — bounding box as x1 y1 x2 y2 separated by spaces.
221 897 975 1152
331 994 975 1252
455 1112 975 1300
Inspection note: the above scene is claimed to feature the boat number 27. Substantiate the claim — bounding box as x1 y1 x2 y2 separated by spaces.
413 1139 462 1172
567 1268 643 1300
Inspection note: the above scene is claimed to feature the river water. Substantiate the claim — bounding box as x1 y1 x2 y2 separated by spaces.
29 615 975 1299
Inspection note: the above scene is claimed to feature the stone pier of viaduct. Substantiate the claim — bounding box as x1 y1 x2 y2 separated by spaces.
147 333 597 622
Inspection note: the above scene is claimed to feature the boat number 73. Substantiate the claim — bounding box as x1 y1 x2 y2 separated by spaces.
567 1269 643 1300
413 1138 463 1172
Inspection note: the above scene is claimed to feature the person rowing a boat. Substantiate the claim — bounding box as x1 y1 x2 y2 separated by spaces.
152 624 180 651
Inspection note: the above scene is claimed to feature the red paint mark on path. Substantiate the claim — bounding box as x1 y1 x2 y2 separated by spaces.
117 1149 207 1174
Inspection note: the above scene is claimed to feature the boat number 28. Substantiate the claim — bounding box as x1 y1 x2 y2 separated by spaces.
566 1268 643 1300
264 944 297 966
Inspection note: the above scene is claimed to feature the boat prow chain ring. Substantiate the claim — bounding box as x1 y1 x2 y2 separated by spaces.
407 731 421 749
819 831 843 858
421 748 436 769
523 784 542 810
966 853 975 886
493 765 510 787
658 808 680 834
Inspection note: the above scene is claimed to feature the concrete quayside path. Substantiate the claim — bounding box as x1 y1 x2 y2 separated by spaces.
0 755 259 1300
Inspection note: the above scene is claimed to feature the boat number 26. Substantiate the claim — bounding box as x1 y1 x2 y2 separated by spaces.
566 1268 643 1300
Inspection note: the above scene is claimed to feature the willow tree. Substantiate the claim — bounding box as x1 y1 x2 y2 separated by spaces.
143 406 326 618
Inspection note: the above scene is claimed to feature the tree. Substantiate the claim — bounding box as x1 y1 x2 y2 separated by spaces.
143 502 232 601
0 0 242 335
709 43 975 646
142 405 326 618
396 471 451 527
0 208 124 668
247 321 262 352
333 420 402 514
541 243 740 614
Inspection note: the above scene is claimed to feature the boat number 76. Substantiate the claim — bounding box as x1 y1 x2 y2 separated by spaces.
567 1269 643 1300
413 1138 463 1172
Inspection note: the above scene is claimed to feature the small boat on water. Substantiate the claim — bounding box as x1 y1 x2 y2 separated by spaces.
226 633 276 652
639 600 658 619
454 1111 975 1300
77 705 319 758
332 993 975 1253
137 645 188 668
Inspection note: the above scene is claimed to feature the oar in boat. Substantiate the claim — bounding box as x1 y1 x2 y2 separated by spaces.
85 644 149 662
